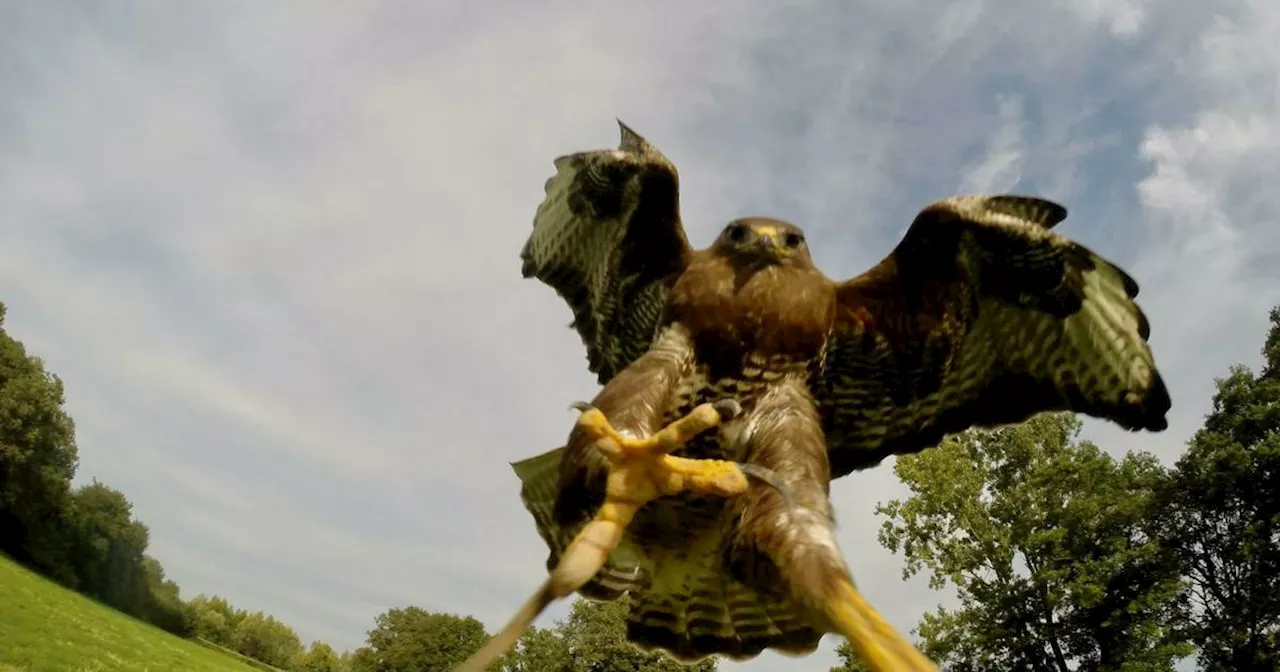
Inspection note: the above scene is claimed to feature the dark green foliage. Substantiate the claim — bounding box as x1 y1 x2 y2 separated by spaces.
67 481 151 612
185 593 243 645
875 413 1189 671
232 610 305 669
343 596 719 672
555 597 716 672
140 554 190 635
496 596 716 672
0 302 80 584
1155 306 1280 671
501 624 570 672
349 607 491 672
295 641 347 672
183 594 311 669
830 641 873 671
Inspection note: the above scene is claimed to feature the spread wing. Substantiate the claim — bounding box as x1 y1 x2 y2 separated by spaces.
520 121 692 384
814 195 1171 479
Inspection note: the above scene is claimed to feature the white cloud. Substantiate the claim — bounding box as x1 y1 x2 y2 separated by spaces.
958 94 1028 194
1058 0 1151 36
1089 0 1280 461
1 2 1276 670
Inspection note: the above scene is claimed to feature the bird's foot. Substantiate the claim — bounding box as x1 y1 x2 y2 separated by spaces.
826 577 940 672
569 399 791 505
452 401 790 672
545 400 790 598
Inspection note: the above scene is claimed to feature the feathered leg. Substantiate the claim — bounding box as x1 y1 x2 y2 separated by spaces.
454 328 787 672
731 382 940 672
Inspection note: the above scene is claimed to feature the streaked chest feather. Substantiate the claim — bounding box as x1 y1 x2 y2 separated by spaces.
632 364 812 547
655 259 836 460
670 257 836 365
663 356 812 459
624 259 836 545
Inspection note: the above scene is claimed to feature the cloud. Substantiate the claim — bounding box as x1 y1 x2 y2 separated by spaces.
957 94 1028 195
1057 0 1151 36
1 1 1276 670
1083 0 1280 463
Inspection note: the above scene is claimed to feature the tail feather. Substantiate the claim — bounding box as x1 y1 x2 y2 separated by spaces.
623 545 823 663
508 448 825 664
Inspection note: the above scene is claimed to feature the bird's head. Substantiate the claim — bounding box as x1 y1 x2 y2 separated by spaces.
711 217 813 269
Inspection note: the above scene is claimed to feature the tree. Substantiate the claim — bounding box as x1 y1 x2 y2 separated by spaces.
501 624 569 672
63 479 188 633
875 413 1189 671
185 594 243 646
295 641 348 672
139 554 189 635
0 301 80 584
508 597 717 672
1156 306 1280 670
351 607 491 672
232 609 304 669
66 480 150 611
830 641 872 671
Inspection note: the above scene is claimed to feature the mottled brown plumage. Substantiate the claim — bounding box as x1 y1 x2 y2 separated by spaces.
466 121 1171 671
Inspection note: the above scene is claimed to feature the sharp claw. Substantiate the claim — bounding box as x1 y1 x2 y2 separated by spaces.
737 462 793 507
712 399 743 421
568 401 595 413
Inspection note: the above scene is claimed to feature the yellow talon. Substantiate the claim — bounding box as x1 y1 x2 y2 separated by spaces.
826 578 940 671
570 398 738 456
455 399 786 672
571 399 791 501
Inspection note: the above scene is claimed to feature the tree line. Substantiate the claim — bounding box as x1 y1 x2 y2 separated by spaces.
2 297 1276 671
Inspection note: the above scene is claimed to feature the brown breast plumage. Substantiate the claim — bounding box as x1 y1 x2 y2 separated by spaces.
624 253 837 547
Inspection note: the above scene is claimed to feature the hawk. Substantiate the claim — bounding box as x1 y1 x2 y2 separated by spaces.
457 121 1170 671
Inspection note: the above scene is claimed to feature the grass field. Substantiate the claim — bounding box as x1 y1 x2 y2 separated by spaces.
0 555 259 672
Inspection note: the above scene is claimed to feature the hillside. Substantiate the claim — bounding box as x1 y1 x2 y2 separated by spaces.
0 554 258 672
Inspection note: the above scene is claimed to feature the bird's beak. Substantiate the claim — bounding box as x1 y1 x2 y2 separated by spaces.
753 226 787 255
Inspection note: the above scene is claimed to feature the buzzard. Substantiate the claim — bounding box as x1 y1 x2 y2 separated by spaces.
457 121 1170 671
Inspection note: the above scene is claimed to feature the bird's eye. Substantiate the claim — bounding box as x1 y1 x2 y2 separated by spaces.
784 233 804 248
727 225 747 242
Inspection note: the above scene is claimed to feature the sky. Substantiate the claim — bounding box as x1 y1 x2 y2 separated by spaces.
1 1 1278 669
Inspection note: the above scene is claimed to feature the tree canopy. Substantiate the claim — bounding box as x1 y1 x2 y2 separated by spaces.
873 412 1188 671
349 607 491 672
1154 306 1280 670
0 302 80 584
496 596 718 672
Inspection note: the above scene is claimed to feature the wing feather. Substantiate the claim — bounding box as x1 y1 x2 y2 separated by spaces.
815 194 1171 479
520 121 692 383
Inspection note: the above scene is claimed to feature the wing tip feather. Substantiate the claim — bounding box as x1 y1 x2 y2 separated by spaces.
1136 306 1151 341
987 194 1069 229
927 193 1069 229
617 118 647 152
1134 367 1172 431
518 239 537 277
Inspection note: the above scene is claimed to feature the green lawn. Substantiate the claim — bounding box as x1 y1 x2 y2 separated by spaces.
0 555 259 672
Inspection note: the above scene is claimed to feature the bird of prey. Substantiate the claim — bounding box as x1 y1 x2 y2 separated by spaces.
457 121 1170 672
